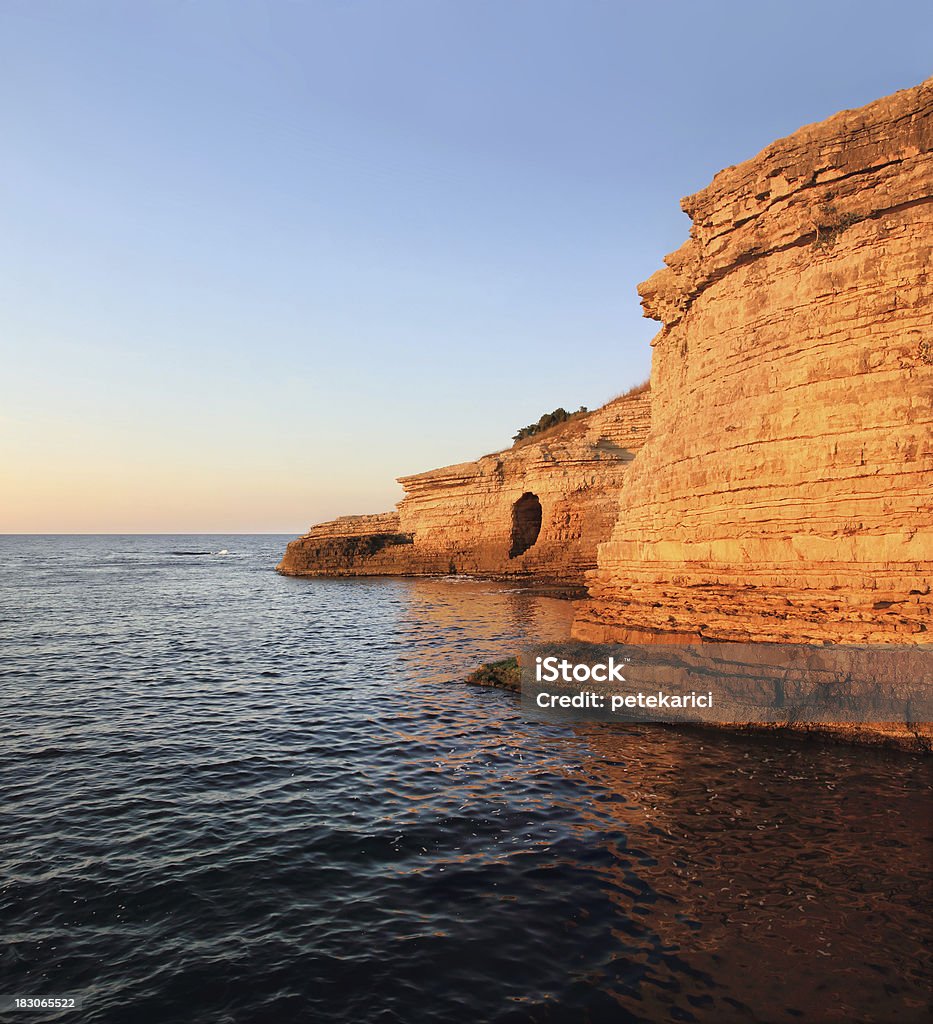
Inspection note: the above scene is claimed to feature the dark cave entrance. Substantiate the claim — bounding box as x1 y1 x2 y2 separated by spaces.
509 492 542 558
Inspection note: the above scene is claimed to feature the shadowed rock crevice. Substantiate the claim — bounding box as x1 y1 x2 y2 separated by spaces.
509 493 542 558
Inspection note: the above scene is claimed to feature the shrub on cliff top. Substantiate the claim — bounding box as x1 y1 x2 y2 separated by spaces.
512 406 587 443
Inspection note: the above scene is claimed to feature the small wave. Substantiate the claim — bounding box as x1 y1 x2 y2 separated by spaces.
169 551 213 556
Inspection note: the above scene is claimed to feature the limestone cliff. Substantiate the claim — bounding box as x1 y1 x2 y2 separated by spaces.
277 391 651 585
575 80 933 644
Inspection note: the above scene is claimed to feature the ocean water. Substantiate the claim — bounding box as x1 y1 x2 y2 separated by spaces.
1 535 930 1023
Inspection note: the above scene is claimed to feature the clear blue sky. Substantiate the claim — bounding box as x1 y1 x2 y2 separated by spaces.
2 1 930 531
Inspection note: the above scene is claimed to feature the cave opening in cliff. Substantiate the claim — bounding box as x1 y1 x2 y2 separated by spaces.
509 493 542 558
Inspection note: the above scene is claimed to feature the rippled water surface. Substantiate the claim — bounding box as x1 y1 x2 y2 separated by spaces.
1 536 930 1023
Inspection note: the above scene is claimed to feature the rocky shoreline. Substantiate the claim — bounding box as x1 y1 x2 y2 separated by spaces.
280 80 932 747
465 657 932 754
277 387 651 586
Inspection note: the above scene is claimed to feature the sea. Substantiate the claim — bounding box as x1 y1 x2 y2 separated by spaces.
1 535 930 1023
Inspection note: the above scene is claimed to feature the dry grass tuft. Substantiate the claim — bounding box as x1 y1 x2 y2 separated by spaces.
608 378 651 402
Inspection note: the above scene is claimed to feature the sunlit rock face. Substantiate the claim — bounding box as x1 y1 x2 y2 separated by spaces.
575 80 933 644
277 391 651 586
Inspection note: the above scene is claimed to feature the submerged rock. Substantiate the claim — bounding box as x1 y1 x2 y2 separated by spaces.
465 657 520 691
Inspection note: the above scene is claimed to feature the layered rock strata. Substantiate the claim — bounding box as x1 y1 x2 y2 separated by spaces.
575 80 933 644
277 391 651 585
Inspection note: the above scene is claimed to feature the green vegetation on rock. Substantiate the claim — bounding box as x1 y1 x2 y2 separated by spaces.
465 657 520 691
512 406 587 443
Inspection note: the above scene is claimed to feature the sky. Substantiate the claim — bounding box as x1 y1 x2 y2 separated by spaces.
1 1 930 533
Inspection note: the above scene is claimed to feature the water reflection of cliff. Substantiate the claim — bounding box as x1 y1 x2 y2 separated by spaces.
557 724 932 1022
392 578 575 684
376 578 929 1020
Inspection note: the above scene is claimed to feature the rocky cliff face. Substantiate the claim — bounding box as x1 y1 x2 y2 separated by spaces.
278 392 651 585
575 80 933 644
